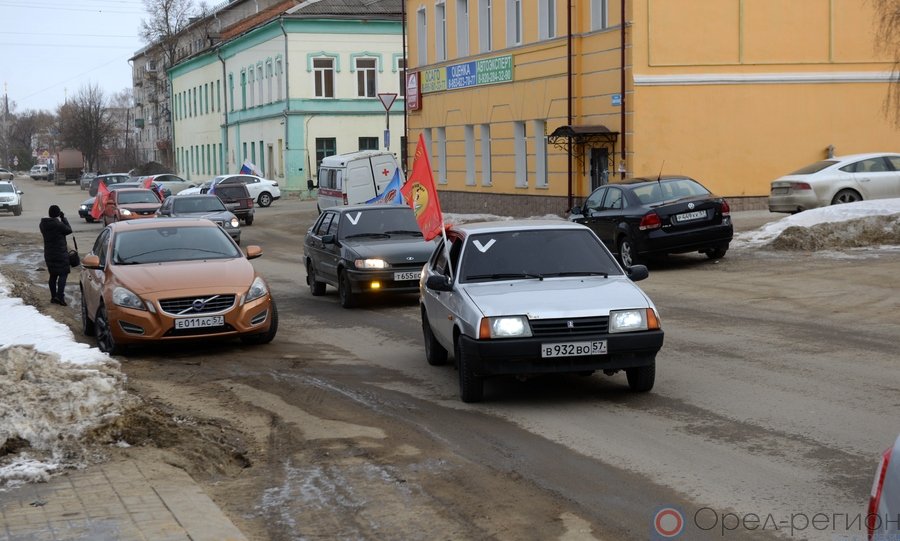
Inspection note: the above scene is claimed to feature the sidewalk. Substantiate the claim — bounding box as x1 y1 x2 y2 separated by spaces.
0 459 246 541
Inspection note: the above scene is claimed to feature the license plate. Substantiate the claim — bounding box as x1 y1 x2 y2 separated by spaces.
771 187 789 195
674 210 707 222
541 340 607 358
175 316 224 329
394 271 421 281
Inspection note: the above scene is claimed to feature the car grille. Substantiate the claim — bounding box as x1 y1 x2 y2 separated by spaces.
159 294 236 316
529 316 610 337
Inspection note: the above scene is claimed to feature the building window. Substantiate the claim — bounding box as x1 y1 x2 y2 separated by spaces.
216 80 221 112
514 121 527 187
507 0 522 46
356 58 377 98
479 0 492 53
417 8 428 65
480 124 491 186
205 83 210 114
398 58 406 97
240 71 247 110
539 0 556 39
533 119 548 187
313 58 335 98
249 68 256 107
192 88 197 116
591 0 608 30
266 61 273 103
251 141 256 165
316 138 337 172
464 124 475 185
435 1 447 62
229 74 235 112
436 127 447 184
456 0 469 57
359 137 379 150
259 139 264 173
257 63 264 103
275 58 283 101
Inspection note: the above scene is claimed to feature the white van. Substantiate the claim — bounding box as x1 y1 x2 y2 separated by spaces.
316 150 402 212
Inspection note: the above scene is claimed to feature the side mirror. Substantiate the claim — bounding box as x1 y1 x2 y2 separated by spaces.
568 205 584 218
425 274 453 292
245 245 262 259
626 264 649 282
82 254 101 269
321 234 336 244
17 190 23 195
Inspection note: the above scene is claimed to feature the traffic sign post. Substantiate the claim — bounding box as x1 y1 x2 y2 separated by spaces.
377 93 398 151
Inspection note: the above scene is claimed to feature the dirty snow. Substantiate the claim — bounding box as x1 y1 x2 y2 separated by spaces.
0 272 129 489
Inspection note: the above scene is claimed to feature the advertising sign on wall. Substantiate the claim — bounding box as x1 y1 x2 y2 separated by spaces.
421 54 514 94
406 72 421 111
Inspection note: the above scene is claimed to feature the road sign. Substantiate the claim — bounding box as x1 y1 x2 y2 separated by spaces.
13 156 18 166
377 93 397 111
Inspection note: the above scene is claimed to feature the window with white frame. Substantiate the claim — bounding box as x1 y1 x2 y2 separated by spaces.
591 0 608 30
456 0 469 57
480 124 491 186
539 0 556 39
506 0 522 46
479 0 492 53
356 58 377 97
313 58 335 98
514 121 527 187
275 58 283 101
417 8 428 65
435 1 447 61
266 61 273 103
532 119 547 187
257 63 264 103
229 73 235 111
248 67 256 107
464 124 475 185
436 127 447 184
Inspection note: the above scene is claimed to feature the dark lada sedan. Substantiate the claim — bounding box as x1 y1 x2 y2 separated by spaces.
304 205 436 308
569 176 733 266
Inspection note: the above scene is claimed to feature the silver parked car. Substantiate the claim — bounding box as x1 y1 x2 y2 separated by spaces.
868 433 900 541
419 220 664 403
768 153 900 213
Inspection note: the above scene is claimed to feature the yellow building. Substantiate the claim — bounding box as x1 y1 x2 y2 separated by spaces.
404 0 900 215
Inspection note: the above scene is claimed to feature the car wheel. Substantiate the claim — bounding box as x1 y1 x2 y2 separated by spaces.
241 300 279 345
80 289 95 337
85 216 95 223
244 214 254 226
455 334 483 403
705 245 728 260
338 271 357 308
422 308 448 366
258 192 273 207
831 189 862 205
625 360 655 392
617 236 639 267
307 260 326 296
12 205 21 216
95 303 121 355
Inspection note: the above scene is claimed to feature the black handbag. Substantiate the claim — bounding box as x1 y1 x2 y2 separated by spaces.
68 236 80 268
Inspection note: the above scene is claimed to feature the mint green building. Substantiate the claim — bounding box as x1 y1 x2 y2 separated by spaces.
168 0 405 193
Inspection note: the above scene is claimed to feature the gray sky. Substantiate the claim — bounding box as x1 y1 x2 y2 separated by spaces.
1 0 147 113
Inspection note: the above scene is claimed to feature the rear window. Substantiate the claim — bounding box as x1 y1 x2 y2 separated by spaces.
216 185 249 198
789 160 837 175
632 178 710 204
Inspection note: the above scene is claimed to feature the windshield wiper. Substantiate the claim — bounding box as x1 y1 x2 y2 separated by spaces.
466 272 544 281
545 271 609 278
344 233 390 239
383 229 423 236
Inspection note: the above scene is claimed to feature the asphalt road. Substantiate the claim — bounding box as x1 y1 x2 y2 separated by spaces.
3 175 898 540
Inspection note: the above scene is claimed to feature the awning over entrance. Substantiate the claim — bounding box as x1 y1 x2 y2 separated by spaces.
547 124 619 168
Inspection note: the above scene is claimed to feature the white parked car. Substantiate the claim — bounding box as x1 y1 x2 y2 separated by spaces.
208 174 281 207
0 181 24 216
768 153 900 213
138 174 198 197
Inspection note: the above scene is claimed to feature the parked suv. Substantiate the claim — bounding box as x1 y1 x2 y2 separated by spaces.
203 183 255 225
29 165 51 181
0 181 24 216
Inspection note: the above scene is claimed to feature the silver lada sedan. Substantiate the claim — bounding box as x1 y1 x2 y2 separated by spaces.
419 220 664 403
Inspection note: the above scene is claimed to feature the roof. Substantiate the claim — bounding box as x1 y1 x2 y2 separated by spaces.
286 0 401 16
449 220 585 235
338 203 411 212
320 150 398 166
110 217 220 230
220 0 301 40
613 175 694 185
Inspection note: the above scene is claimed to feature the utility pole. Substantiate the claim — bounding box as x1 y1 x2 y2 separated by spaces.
2 82 9 169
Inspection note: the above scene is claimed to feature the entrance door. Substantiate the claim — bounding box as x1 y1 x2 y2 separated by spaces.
590 148 609 190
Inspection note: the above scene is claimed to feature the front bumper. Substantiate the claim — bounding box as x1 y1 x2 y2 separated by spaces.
345 268 422 294
106 294 273 345
459 330 664 376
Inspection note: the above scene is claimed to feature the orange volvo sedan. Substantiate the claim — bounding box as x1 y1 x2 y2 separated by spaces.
103 188 162 226
79 218 277 354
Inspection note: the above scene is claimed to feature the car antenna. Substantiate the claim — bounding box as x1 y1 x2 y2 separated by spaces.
657 160 665 185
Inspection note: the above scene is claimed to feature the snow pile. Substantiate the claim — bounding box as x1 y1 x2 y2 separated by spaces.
0 272 130 488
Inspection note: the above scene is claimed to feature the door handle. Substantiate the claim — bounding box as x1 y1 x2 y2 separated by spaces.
860 178 871 182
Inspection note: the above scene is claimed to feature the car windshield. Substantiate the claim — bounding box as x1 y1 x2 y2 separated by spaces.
0 184 14 193
113 226 240 264
631 178 711 204
118 191 159 204
789 160 837 175
461 229 622 283
173 197 226 213
339 207 423 239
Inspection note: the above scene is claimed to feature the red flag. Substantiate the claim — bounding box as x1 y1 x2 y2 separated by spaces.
400 133 444 241
90 181 109 221
141 176 153 189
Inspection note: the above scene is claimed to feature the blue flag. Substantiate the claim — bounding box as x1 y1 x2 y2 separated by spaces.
365 168 406 205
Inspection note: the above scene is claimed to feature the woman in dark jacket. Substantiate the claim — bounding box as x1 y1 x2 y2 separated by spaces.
39 204 73 306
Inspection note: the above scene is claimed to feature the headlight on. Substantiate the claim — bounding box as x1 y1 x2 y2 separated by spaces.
244 276 268 303
479 316 533 339
355 258 388 269
121 209 133 216
609 309 659 333
80 204 88 210
112 286 145 311
229 217 239 228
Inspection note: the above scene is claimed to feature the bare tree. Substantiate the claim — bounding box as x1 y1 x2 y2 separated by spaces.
58 84 115 171
7 109 55 169
873 0 900 126
139 0 197 69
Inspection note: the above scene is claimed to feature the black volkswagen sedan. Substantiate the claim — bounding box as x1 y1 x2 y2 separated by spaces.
568 176 733 266
304 205 436 308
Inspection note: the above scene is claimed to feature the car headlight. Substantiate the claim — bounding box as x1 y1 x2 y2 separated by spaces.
229 217 239 228
609 309 656 333
80 204 88 210
121 209 133 216
244 276 268 303
112 286 146 311
479 316 533 339
355 258 388 269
